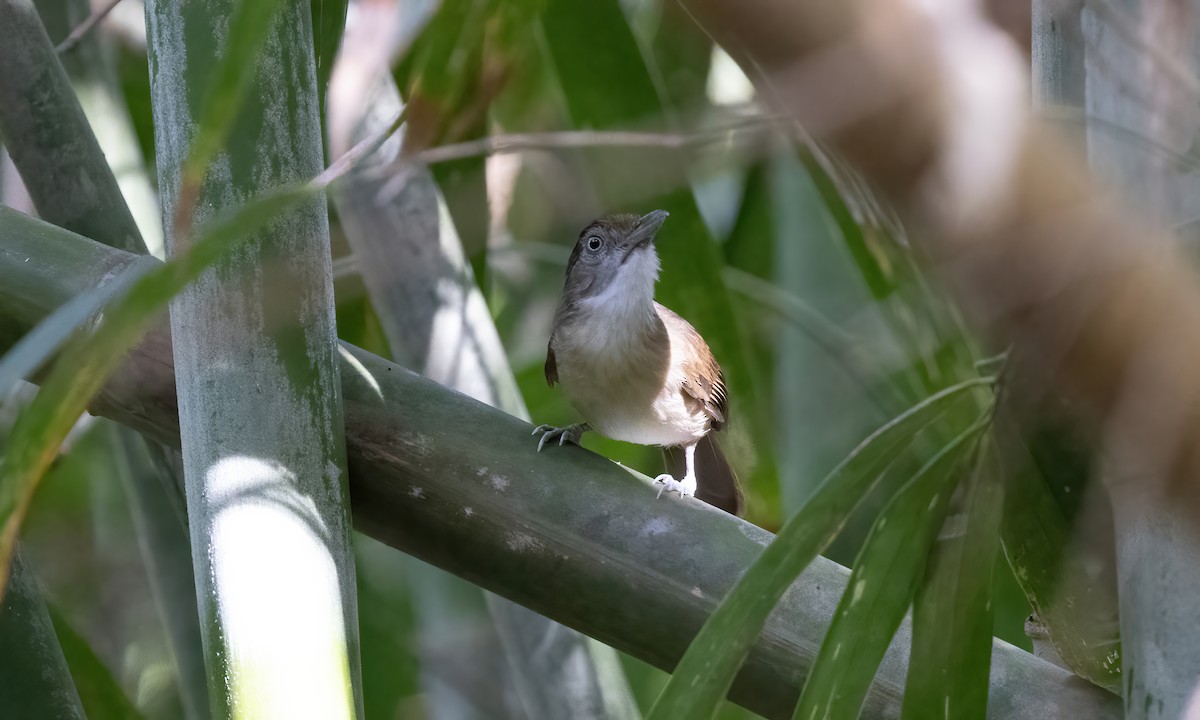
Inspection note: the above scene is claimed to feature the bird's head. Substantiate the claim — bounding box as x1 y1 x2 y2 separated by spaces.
561 210 669 305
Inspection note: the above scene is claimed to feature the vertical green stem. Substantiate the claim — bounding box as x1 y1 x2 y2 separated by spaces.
0 0 142 253
145 0 362 717
34 0 165 256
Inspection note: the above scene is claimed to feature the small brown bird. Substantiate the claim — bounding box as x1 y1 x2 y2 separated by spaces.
533 210 744 515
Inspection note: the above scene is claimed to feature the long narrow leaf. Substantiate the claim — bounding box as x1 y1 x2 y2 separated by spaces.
109 425 209 720
47 603 146 720
312 0 349 128
903 437 1006 719
0 253 158 392
0 552 84 719
995 413 1121 691
797 147 932 407
646 378 992 720
0 185 316 602
793 419 989 720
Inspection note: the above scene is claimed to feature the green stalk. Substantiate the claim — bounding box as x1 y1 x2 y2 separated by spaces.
143 0 362 716
33 0 165 256
0 0 142 254
904 437 1005 719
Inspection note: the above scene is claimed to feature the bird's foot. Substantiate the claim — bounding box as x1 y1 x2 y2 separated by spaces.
654 473 698 499
532 423 589 452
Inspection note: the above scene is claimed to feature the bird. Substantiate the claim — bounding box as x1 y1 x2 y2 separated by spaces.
532 210 744 516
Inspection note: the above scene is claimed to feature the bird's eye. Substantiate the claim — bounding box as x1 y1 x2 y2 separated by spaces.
586 236 602 251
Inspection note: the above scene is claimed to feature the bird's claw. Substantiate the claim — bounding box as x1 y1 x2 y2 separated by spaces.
654 473 697 499
532 423 586 452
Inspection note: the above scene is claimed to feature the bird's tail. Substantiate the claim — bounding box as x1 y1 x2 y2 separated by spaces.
663 435 745 516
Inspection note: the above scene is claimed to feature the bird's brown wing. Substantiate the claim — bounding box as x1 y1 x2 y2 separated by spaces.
655 304 727 430
544 341 559 387
684 366 728 430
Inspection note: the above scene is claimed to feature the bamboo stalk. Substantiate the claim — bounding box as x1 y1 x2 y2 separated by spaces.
0 0 142 254
33 0 164 257
143 0 362 717
0 207 1122 720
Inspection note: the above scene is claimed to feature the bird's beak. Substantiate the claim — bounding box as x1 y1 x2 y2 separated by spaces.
622 210 669 264
635 210 669 241
626 210 669 254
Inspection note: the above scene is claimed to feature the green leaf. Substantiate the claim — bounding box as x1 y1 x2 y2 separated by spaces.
724 266 890 418
995 414 1121 691
0 551 85 720
48 603 146 720
393 0 489 109
400 0 541 280
903 436 1006 719
644 0 713 119
798 147 977 405
538 0 732 349
0 184 317 602
646 377 991 720
312 0 349 129
0 253 158 393
798 148 898 302
767 147 901 515
793 419 988 720
723 162 774 279
390 0 538 285
354 539 421 720
106 424 209 720
540 0 662 130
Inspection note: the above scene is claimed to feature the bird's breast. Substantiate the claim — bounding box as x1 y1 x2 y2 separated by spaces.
553 312 709 446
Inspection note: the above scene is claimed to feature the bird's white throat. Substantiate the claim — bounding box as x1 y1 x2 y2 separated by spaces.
577 245 660 327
